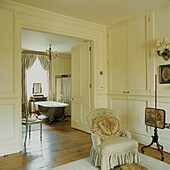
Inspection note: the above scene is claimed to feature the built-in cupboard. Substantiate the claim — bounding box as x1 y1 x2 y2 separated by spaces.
108 12 151 132
108 12 150 96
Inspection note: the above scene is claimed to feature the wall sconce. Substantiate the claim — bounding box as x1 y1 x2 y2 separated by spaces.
156 38 170 61
45 45 58 60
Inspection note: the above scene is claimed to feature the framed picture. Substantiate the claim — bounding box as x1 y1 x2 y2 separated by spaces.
159 64 170 84
145 107 165 129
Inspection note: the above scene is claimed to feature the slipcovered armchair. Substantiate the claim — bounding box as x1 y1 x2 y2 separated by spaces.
87 108 140 170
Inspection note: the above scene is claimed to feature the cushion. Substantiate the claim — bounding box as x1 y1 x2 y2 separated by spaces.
99 136 138 155
93 115 122 139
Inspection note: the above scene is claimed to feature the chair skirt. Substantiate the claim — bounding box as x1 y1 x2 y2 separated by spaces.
90 136 140 170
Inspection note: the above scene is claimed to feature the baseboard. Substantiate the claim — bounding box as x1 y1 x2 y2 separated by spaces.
0 143 21 157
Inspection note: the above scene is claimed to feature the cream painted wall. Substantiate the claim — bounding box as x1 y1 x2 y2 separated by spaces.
52 55 71 99
53 55 71 75
0 0 107 156
107 1 170 152
1 0 169 157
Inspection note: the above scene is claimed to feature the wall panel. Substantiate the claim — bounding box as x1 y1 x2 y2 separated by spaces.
127 99 148 135
0 8 13 93
110 98 127 128
0 104 14 140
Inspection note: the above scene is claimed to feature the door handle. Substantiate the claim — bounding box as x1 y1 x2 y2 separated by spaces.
126 91 130 93
123 91 126 93
70 98 74 101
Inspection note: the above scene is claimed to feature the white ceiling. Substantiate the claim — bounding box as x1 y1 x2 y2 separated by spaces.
11 0 162 26
22 29 84 53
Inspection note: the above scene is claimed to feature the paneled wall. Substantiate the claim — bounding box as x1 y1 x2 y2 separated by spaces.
108 2 170 152
0 6 21 156
0 0 107 156
151 2 170 152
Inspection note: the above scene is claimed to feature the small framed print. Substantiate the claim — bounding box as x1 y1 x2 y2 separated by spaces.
159 64 170 84
145 107 165 129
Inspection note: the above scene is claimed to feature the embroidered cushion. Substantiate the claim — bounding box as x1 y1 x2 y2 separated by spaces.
93 115 122 139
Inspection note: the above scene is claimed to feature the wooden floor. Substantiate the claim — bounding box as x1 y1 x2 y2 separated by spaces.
0 118 169 170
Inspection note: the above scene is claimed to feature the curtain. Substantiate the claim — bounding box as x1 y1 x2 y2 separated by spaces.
62 77 71 115
38 55 52 100
38 55 49 71
22 53 51 114
22 53 37 113
56 78 62 101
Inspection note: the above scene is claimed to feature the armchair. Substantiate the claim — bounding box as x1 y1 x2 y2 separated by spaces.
87 108 140 170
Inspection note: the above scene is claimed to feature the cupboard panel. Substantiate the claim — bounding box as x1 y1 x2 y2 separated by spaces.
109 23 127 94
127 14 149 95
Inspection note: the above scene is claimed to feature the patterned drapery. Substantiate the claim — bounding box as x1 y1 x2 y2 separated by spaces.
22 53 37 108
38 55 52 101
38 55 49 71
22 53 51 113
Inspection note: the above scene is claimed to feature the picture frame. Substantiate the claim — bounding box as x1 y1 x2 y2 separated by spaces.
145 107 165 129
159 64 170 84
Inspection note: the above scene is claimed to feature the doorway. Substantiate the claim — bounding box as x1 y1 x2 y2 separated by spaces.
21 29 92 134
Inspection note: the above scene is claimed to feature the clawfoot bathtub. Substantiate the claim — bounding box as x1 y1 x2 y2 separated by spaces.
35 101 68 123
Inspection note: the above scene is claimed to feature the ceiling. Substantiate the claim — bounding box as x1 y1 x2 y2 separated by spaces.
22 29 84 54
18 0 163 53
11 0 162 26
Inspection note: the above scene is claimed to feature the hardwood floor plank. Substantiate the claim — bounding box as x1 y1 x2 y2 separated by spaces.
0 118 169 170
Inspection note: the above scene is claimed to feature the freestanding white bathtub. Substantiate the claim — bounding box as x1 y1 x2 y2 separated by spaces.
35 101 68 123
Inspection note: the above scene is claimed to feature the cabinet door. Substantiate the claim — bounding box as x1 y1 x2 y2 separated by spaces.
109 23 127 95
127 13 150 95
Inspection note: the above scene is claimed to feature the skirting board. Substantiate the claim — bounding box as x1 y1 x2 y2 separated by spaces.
0 143 21 157
131 131 170 153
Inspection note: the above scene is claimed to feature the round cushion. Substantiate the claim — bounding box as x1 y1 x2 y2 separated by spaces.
93 115 122 139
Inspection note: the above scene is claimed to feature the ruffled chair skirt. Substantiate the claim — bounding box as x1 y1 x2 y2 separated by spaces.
90 147 140 170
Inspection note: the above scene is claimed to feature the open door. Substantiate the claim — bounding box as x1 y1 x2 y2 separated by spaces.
71 41 91 132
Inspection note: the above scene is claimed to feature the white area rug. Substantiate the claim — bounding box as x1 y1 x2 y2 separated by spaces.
52 153 170 170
